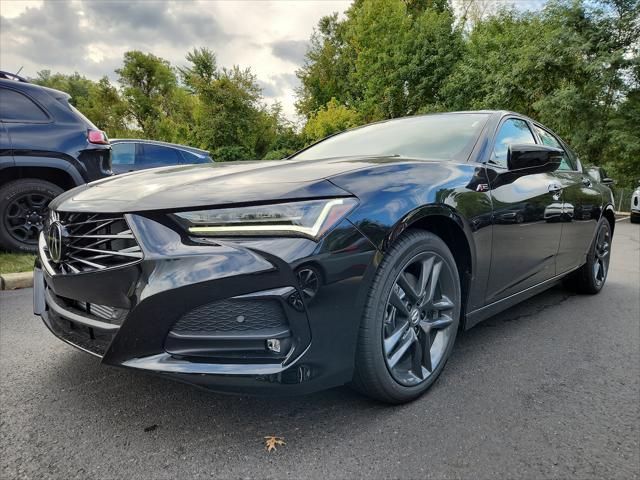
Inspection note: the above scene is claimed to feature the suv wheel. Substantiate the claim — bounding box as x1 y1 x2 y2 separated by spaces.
0 179 63 253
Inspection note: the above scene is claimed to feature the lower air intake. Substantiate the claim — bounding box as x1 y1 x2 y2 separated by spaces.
171 299 288 335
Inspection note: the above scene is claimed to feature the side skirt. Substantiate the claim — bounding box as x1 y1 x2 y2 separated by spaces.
464 265 580 330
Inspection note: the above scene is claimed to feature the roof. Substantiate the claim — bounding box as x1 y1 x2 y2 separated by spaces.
109 138 210 156
0 76 71 101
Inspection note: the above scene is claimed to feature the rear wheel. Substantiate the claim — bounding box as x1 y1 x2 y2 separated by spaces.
352 230 461 404
564 218 612 294
0 179 63 253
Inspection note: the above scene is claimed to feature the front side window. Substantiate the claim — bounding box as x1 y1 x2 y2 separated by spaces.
139 144 181 166
111 143 136 165
291 113 489 162
0 88 49 122
491 118 536 166
533 125 575 171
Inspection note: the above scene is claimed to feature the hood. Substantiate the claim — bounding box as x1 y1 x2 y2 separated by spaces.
50 156 408 213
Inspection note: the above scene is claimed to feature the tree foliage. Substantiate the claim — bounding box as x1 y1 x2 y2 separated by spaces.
297 0 639 186
31 0 639 184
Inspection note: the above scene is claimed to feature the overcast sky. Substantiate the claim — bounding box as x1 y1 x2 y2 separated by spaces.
0 0 545 121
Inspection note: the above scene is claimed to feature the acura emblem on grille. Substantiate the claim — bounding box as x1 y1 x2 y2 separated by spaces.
47 221 65 263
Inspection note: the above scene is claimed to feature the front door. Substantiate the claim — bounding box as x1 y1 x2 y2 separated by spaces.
484 117 563 304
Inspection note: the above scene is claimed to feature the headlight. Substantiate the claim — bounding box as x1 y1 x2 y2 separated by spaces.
174 198 358 239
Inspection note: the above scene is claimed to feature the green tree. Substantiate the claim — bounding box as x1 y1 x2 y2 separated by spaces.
296 0 461 120
116 51 182 139
302 98 361 142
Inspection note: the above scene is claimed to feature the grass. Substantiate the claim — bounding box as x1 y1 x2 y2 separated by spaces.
0 251 36 275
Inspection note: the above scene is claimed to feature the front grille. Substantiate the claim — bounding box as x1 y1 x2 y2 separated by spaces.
171 299 288 335
43 211 142 274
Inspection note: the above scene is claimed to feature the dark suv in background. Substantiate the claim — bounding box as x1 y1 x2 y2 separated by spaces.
110 139 212 174
0 72 112 252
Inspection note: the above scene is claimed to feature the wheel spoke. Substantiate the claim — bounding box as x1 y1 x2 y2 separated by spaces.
387 329 416 368
423 314 453 330
425 261 442 304
432 295 454 311
397 273 421 303
418 325 433 372
417 256 434 298
389 289 410 317
384 320 410 355
411 337 424 380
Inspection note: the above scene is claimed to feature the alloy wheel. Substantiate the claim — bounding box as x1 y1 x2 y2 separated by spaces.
4 192 51 245
593 224 611 287
382 252 456 386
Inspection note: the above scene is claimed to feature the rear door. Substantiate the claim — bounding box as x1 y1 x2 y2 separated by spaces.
0 120 13 169
484 117 563 303
532 125 601 273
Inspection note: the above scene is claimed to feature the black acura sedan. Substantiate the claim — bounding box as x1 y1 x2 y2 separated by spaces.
34 111 615 404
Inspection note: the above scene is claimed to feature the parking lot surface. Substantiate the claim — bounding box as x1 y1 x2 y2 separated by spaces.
1 220 638 480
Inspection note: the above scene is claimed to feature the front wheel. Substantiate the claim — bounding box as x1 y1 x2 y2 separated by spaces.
352 230 461 404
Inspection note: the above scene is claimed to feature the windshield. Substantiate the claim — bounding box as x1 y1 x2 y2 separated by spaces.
291 113 489 161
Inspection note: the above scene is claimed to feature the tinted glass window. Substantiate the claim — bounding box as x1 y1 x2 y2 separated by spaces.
111 143 136 165
180 150 210 164
533 125 575 171
139 144 181 166
0 88 48 122
291 114 489 161
492 119 535 166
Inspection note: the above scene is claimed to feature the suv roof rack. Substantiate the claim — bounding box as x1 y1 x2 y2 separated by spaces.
0 71 29 83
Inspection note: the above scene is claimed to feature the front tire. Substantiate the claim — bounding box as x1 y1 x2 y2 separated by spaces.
352 230 461 404
563 218 612 294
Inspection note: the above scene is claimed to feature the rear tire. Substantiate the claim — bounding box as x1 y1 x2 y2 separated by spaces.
0 179 63 253
563 218 612 294
630 213 640 224
352 230 461 404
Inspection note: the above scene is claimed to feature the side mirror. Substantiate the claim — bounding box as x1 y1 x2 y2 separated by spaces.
601 177 614 186
507 144 563 174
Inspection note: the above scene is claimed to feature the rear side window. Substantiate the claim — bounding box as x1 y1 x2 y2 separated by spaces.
491 118 536 166
180 150 209 164
533 126 575 171
139 144 181 166
111 143 136 165
0 88 49 122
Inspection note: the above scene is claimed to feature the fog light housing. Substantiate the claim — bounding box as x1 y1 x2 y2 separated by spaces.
266 338 281 353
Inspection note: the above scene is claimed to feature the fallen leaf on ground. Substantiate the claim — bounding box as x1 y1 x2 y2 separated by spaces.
264 436 286 452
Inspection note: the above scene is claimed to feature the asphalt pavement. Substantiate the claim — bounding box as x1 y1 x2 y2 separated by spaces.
1 220 638 480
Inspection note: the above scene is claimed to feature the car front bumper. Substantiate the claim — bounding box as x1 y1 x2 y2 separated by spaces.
34 213 379 395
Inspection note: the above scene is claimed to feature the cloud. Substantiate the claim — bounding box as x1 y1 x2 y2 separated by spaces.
1 1 88 67
270 39 309 65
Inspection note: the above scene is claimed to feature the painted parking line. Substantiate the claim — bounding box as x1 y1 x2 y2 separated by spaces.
616 216 630 222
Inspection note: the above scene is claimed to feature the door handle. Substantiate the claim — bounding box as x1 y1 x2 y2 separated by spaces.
582 177 592 187
548 182 563 192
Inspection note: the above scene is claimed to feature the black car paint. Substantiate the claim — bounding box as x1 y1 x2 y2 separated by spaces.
35 111 615 395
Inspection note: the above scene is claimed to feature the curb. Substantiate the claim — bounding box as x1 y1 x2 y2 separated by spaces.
0 271 34 290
